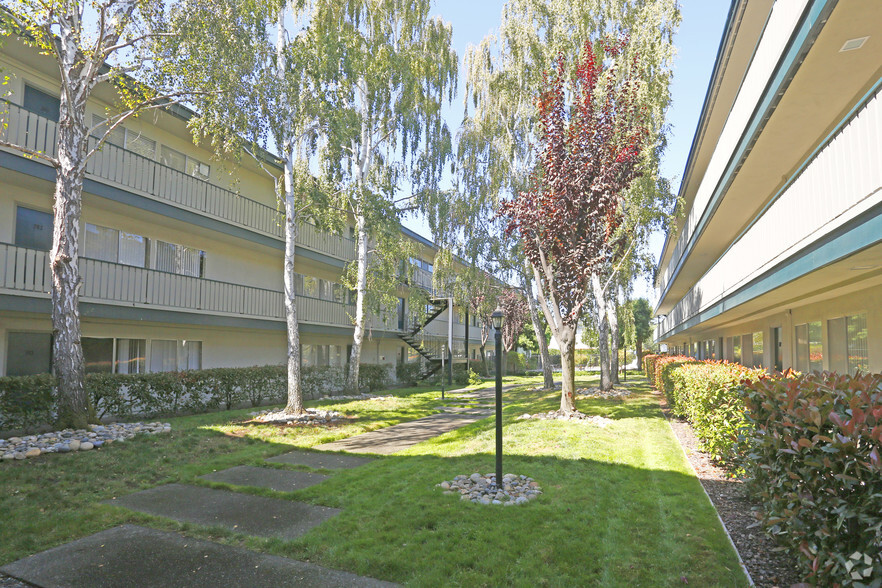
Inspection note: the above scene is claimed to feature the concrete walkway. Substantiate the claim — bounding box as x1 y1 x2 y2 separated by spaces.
313 383 520 455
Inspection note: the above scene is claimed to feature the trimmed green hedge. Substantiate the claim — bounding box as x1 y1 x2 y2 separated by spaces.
0 363 393 431
652 355 698 401
741 371 882 586
668 361 764 464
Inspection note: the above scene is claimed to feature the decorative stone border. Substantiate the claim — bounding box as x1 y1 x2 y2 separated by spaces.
250 408 343 425
1 422 171 461
575 386 631 399
438 473 542 505
516 410 613 427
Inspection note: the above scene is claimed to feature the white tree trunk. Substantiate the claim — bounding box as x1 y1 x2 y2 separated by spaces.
522 271 554 389
282 148 304 414
608 295 621 385
592 274 612 391
346 213 368 392
556 325 576 412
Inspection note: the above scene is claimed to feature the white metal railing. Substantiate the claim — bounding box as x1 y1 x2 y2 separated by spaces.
0 101 356 261
0 242 358 327
660 90 882 337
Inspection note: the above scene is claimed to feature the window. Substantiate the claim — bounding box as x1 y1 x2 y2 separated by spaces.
161 146 210 179
795 321 823 372
15 206 53 250
91 114 125 147
752 331 763 368
125 132 156 159
154 240 204 277
829 313 868 375
409 257 433 273
6 332 52 376
732 336 741 365
116 338 146 374
302 276 318 297
23 85 60 122
82 338 113 373
149 339 201 372
84 223 147 267
150 340 178 373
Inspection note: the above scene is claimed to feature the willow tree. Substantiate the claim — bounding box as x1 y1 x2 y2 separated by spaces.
500 40 648 413
453 0 679 392
319 1 457 393
0 0 255 427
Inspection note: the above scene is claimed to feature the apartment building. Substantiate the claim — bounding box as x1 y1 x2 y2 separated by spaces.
0 35 484 378
655 0 881 373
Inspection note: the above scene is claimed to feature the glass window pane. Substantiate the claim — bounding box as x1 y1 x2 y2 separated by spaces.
15 206 53 251
7 332 52 376
125 132 156 159
150 340 177 372
303 276 318 297
752 331 763 368
733 336 742 365
154 240 176 273
828 317 848 373
181 340 201 370
160 146 187 172
847 313 868 375
23 85 60 122
302 344 314 367
91 114 125 147
116 338 146 374
186 157 210 179
808 321 823 371
178 246 202 277
83 337 113 373
795 324 809 372
118 232 146 267
84 223 119 262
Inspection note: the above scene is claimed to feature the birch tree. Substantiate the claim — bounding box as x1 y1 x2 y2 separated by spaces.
0 0 255 427
319 1 457 393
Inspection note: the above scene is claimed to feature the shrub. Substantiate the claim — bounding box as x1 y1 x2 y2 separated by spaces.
452 364 470 386
506 351 526 375
643 353 661 378
301 366 346 398
652 355 697 400
668 361 763 463
0 374 56 431
396 362 423 387
358 364 391 393
468 368 483 386
741 371 882 586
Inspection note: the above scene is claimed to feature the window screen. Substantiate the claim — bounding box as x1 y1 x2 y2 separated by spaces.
23 85 60 122
15 207 53 251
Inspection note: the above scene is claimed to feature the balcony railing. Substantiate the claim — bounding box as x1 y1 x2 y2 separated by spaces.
0 243 354 327
0 101 355 262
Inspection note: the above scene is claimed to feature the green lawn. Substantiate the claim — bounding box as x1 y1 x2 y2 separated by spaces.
0 375 746 587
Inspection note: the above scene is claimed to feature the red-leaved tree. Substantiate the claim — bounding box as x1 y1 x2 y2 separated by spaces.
499 39 647 412
499 289 528 353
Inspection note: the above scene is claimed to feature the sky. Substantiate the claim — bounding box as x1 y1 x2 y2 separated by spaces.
404 0 732 306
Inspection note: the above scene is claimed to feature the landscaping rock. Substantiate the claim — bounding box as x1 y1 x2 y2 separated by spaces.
438 473 542 505
0 422 171 462
516 410 612 427
251 408 343 426
575 386 632 399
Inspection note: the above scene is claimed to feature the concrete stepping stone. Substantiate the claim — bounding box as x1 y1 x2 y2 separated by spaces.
0 525 396 588
266 450 375 469
200 465 328 492
105 484 339 540
313 412 490 455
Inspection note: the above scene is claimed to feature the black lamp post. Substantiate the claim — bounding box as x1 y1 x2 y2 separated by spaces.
491 306 505 491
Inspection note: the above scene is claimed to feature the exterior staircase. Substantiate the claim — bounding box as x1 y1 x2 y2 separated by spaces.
398 298 448 381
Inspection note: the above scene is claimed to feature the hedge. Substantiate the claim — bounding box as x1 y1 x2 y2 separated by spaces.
653 355 698 401
668 361 764 464
643 353 662 378
0 363 393 431
741 371 882 586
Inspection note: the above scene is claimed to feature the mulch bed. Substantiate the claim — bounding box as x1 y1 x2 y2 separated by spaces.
658 392 802 587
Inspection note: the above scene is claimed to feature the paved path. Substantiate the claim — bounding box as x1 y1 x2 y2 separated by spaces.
1 525 395 588
312 384 520 455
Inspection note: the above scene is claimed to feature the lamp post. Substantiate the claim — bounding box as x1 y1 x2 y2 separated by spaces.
491 306 505 491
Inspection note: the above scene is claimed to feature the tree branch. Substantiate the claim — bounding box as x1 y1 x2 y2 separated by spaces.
0 138 60 167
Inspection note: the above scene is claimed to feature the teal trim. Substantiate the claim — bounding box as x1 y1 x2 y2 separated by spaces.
658 0 837 310
658 200 882 340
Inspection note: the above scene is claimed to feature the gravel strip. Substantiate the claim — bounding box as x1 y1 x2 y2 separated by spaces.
659 394 802 588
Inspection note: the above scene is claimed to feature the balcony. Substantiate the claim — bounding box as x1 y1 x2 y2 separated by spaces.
0 243 353 327
0 101 355 262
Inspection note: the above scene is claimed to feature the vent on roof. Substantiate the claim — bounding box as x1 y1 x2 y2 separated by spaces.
839 36 869 52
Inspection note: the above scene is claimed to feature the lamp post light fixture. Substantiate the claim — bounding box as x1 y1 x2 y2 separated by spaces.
491 306 504 491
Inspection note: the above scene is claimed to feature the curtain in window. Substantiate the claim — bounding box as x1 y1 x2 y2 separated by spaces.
84 223 119 262
116 339 146 374
150 340 177 372
118 232 146 267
